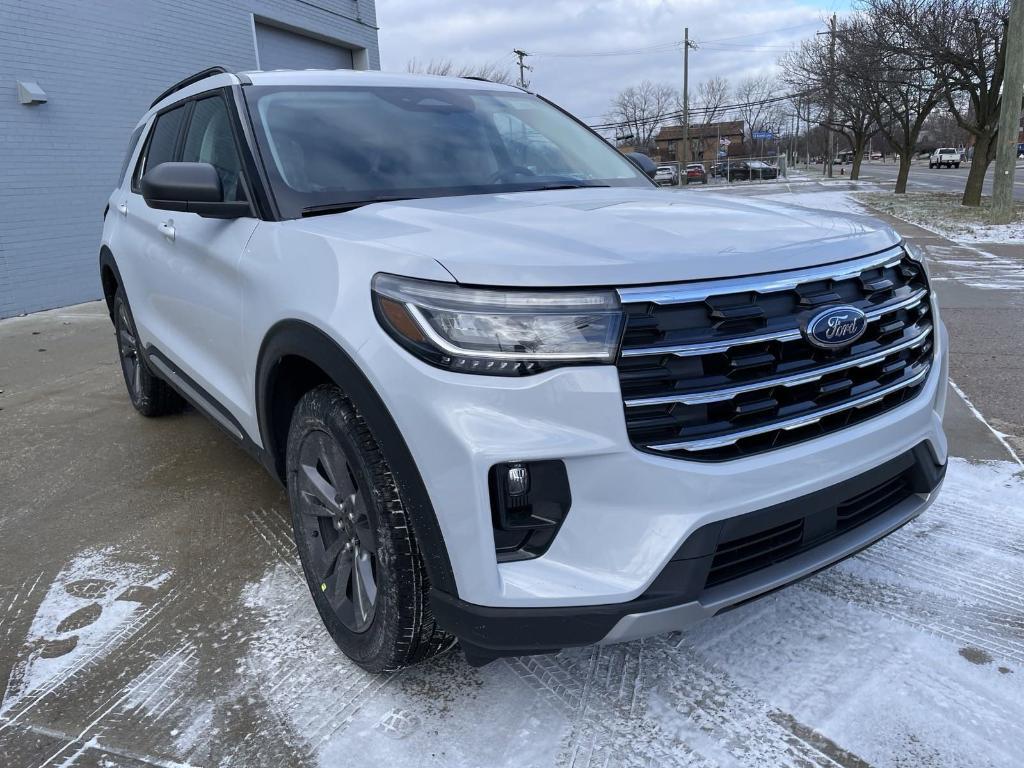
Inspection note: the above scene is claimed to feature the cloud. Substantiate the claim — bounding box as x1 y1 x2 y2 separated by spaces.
377 1 846 124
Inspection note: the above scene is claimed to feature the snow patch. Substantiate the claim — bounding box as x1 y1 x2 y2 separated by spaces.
1 548 170 715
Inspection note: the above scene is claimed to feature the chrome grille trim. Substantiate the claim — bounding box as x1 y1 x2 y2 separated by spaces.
617 245 905 306
621 287 928 358
625 323 933 407
616 247 935 461
648 364 932 453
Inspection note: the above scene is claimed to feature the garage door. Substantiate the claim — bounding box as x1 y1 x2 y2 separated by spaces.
255 22 354 70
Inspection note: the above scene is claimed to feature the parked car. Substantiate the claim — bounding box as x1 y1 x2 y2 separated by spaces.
727 160 779 181
101 67 948 671
929 148 961 169
654 164 679 186
685 163 707 184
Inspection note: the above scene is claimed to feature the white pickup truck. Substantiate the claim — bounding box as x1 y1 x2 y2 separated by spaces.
929 148 961 169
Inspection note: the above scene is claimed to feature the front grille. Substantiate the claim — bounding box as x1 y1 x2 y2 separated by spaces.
703 464 916 589
616 246 934 461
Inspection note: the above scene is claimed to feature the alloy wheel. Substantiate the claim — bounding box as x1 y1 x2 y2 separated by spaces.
295 430 378 633
116 303 141 400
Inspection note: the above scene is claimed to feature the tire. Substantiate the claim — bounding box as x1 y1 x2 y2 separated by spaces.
286 384 451 672
929 163 934 169
113 288 184 417
955 163 960 169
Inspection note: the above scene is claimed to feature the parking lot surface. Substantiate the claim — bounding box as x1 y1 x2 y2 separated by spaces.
1 184 1022 767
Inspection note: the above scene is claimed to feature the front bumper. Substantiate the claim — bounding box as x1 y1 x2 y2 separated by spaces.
431 441 946 663
358 318 948 611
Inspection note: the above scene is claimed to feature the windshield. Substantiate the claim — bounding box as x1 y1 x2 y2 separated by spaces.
245 85 651 217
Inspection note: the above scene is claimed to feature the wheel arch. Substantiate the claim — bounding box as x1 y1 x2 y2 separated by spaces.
99 246 123 322
256 319 458 596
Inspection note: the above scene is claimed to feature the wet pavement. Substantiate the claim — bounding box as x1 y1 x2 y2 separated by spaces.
1 192 1022 766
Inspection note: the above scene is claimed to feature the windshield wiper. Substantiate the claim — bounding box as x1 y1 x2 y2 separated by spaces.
301 197 416 216
523 182 611 191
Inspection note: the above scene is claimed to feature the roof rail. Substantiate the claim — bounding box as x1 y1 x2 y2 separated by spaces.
150 66 231 109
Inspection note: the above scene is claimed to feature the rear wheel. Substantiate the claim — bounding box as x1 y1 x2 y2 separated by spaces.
113 289 184 417
286 384 451 672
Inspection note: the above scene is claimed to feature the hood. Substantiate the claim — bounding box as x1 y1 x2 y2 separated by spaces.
298 187 900 288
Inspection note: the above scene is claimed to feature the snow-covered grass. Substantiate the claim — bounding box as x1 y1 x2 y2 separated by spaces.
857 191 1024 243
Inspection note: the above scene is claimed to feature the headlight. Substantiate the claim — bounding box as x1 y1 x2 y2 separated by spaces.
371 273 625 376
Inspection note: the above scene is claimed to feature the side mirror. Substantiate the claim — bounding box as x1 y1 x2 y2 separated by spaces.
140 162 250 219
625 152 658 179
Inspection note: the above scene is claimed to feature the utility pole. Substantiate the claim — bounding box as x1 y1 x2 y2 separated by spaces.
992 0 1024 223
513 49 531 89
818 14 837 178
682 28 697 164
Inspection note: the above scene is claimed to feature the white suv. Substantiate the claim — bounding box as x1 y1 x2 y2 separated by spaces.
100 68 949 671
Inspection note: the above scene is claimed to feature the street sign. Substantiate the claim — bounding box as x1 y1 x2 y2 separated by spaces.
718 149 728 157
752 130 775 140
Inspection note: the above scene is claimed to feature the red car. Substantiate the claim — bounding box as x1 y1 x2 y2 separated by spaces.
685 163 707 184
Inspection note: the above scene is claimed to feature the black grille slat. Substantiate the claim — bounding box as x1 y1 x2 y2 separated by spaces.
617 251 934 462
704 469 916 589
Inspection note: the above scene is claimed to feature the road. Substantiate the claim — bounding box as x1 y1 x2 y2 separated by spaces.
828 159 1024 199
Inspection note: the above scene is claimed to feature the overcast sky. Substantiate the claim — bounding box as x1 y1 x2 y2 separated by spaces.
378 1 852 126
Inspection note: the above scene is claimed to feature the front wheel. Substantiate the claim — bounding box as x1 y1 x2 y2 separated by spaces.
286 384 451 672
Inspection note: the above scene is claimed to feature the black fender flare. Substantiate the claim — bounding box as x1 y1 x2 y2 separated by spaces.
256 320 458 596
98 246 124 321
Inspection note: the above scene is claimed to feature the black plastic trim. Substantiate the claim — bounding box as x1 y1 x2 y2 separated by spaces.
142 345 271 472
255 320 458 596
431 442 946 663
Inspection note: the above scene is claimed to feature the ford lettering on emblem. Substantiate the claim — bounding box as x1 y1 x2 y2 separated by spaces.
802 305 868 349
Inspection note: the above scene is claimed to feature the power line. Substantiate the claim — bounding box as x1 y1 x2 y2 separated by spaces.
589 91 813 132
530 40 682 58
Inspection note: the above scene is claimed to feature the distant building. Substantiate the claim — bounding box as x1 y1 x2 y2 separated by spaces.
654 121 746 165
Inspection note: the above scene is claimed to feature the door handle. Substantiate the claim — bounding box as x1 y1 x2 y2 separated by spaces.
158 221 175 242
117 202 128 216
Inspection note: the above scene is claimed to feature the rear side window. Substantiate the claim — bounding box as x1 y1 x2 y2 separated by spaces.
118 125 145 186
181 96 247 202
132 104 188 191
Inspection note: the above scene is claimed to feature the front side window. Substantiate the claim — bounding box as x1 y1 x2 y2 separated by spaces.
133 103 188 191
181 96 247 202
245 85 650 217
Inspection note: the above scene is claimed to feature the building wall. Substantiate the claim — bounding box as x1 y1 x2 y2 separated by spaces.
0 0 379 318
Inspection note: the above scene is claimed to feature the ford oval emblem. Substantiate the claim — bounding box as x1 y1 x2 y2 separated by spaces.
802 305 868 349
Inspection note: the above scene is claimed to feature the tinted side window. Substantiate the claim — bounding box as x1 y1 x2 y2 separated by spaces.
132 104 188 191
118 125 145 186
181 96 247 202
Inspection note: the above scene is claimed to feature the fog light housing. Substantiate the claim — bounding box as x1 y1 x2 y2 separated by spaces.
489 460 571 562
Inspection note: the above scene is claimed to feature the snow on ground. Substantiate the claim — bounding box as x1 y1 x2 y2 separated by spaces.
857 191 1024 244
0 548 170 716
155 456 1023 768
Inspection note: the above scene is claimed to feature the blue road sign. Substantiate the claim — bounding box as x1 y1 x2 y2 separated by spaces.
752 130 775 140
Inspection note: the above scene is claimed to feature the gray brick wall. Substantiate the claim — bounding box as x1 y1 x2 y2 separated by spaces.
0 0 379 318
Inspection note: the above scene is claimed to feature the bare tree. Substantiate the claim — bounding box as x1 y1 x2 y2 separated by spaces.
840 10 947 193
678 76 731 124
733 75 786 137
860 0 1011 206
608 80 678 150
780 32 878 179
406 58 515 86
